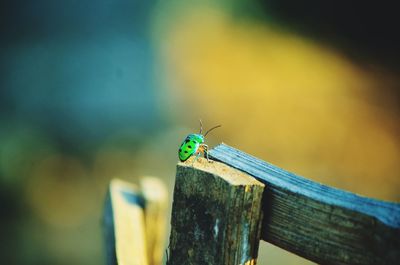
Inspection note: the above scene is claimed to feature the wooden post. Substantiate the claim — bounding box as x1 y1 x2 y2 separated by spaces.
104 179 148 265
168 157 265 265
209 143 400 265
139 177 168 265
104 178 168 265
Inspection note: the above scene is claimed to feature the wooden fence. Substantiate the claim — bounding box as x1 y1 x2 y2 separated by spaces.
105 143 400 265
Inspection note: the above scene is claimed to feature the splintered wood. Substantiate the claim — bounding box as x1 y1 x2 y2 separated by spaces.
168 157 265 265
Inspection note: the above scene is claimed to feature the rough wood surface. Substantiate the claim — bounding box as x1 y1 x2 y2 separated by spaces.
168 157 265 265
209 143 400 265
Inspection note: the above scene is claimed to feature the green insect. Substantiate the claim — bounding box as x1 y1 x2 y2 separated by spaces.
178 120 221 162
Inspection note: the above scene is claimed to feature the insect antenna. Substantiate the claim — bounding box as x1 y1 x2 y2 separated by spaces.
204 124 222 137
199 119 203 134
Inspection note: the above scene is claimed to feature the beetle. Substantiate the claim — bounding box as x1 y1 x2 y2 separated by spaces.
178 120 221 162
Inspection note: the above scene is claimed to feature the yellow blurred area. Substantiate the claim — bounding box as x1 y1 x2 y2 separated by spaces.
156 5 400 202
153 5 400 263
26 155 95 227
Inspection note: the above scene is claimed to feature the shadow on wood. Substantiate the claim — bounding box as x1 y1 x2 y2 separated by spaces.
104 178 168 265
104 179 148 265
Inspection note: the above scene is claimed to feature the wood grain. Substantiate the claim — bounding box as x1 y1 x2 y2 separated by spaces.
208 143 400 265
168 157 265 265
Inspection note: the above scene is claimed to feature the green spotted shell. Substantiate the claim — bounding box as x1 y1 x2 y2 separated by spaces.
178 134 204 162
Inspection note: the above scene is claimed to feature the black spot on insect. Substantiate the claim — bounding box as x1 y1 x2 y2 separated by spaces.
188 145 192 149
185 139 190 143
184 151 188 154
179 148 182 152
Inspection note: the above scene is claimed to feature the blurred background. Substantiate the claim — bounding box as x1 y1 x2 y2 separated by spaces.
1 0 399 264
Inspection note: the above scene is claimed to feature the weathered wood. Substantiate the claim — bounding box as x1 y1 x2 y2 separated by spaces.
168 157 265 265
104 179 148 265
209 143 400 265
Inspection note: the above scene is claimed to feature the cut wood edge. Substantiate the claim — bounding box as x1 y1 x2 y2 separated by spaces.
179 156 264 187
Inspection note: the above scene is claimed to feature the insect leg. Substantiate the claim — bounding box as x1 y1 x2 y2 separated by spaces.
200 144 211 162
192 151 202 166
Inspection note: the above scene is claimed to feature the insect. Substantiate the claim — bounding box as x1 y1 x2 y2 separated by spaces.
178 120 221 162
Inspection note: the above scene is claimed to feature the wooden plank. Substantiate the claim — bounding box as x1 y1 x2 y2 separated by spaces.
104 179 148 265
208 143 400 265
139 177 168 265
168 157 265 265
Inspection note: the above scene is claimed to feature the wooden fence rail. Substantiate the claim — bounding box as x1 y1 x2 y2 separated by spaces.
104 144 400 265
207 143 400 265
